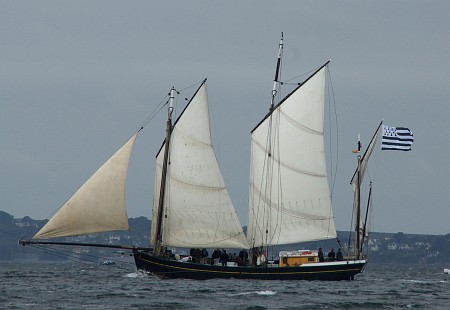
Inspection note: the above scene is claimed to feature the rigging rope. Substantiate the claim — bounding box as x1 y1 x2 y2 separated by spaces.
139 79 204 131
27 244 136 271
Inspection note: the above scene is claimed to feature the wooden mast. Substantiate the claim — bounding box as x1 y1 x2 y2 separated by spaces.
353 121 383 258
256 33 284 263
153 87 175 256
355 144 362 259
271 32 283 110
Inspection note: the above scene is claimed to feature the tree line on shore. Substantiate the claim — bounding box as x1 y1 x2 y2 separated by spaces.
1 211 449 263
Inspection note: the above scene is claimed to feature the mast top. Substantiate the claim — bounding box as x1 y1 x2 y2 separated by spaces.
271 32 284 109
168 87 176 120
279 32 284 49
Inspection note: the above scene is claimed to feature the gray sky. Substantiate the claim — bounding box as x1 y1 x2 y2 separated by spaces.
2 1 449 235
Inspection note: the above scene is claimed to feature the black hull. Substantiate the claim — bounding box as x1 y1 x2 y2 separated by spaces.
133 250 366 281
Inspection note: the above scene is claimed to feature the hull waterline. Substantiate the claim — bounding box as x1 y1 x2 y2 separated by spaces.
133 250 366 281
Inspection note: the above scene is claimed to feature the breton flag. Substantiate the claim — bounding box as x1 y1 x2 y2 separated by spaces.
382 125 414 151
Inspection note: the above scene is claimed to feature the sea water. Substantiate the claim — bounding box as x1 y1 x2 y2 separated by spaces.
1 261 449 309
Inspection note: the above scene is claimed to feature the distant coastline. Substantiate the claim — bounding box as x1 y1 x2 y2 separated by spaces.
2 210 449 263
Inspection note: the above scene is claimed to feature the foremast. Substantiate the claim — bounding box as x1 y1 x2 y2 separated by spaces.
153 87 175 256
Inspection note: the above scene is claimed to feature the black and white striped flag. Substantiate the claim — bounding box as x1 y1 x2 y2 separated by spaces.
382 125 414 151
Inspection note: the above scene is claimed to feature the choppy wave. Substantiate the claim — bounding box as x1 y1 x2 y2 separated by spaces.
1 262 449 309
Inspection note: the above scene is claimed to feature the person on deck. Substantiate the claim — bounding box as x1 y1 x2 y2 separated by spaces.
327 249 335 261
220 249 228 266
200 248 208 264
193 248 202 263
239 249 248 265
336 248 344 261
211 249 220 265
318 247 325 262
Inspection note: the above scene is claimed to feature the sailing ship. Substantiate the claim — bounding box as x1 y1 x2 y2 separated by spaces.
20 35 380 280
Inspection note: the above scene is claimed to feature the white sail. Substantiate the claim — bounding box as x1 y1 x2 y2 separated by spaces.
34 133 138 239
151 82 249 249
247 63 336 247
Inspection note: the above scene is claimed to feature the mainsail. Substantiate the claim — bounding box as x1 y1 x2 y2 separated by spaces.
33 133 138 239
247 62 336 247
151 81 249 249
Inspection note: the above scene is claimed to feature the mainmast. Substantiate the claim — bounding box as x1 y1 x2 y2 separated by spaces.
153 87 175 256
270 32 284 110
259 33 284 255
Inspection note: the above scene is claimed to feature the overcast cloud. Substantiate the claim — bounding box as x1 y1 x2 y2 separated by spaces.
1 1 449 235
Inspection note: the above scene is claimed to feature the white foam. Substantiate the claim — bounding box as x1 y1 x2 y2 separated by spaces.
255 290 277 296
123 270 151 278
232 290 277 296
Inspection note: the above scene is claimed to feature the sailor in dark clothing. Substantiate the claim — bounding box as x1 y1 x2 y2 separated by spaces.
211 249 220 265
327 249 335 261
336 248 344 261
318 247 325 262
202 248 209 257
220 250 228 266
239 249 249 265
193 248 202 263
200 248 208 264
